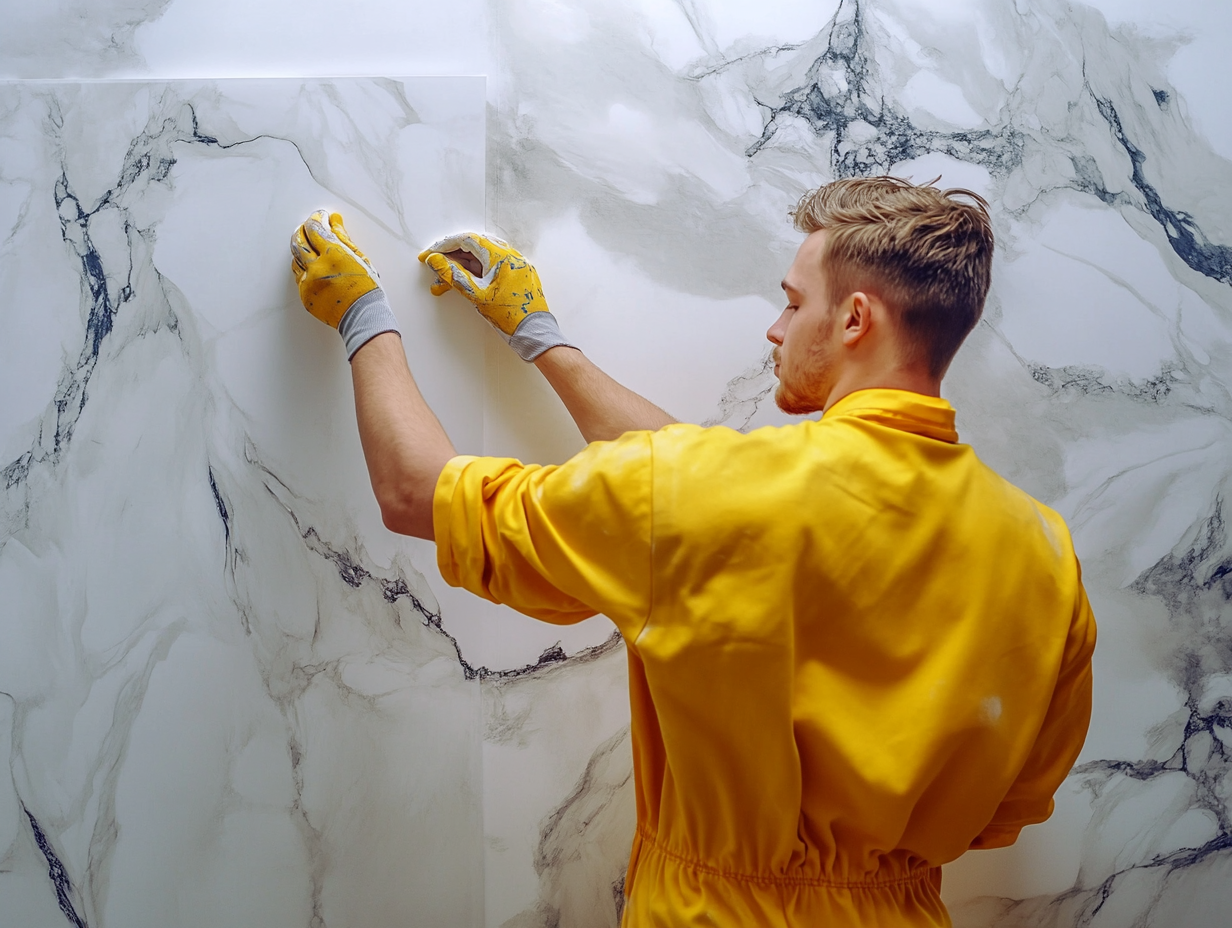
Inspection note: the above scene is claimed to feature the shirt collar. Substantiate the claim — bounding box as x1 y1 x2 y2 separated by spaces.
821 388 959 443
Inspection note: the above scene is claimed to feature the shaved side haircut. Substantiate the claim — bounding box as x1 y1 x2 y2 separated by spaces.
792 176 994 378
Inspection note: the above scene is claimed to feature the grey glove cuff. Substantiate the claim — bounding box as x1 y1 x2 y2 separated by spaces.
507 311 575 361
339 288 401 360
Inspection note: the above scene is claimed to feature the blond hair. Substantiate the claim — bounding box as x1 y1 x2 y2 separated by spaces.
791 177 994 377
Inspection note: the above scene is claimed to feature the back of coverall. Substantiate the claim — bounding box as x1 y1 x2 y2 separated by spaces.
434 388 1097 927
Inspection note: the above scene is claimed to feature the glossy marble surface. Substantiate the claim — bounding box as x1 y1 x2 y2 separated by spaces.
2 1 1231 926
0 77 491 928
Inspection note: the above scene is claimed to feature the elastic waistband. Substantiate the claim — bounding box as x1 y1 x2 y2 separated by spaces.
633 825 936 890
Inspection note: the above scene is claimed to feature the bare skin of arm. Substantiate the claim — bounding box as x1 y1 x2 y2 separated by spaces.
351 334 674 539
442 246 676 442
533 346 676 443
351 332 455 540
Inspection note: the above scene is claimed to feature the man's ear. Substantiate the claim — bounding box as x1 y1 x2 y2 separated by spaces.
841 292 874 346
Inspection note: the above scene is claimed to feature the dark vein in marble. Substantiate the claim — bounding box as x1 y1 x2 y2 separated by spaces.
687 42 803 80
702 351 776 431
208 466 231 545
24 808 88 928
1028 360 1185 404
613 873 627 924
2 449 32 491
3 93 320 490
524 726 632 927
285 731 328 928
55 175 122 365
1024 819 1232 927
1022 499 1232 924
6 105 172 476
479 633 622 684
47 171 129 458
255 469 624 681
743 0 1232 301
1091 95 1232 286
745 0 1023 179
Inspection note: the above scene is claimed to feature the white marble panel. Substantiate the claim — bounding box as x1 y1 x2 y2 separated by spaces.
0 77 489 928
2 1 1232 927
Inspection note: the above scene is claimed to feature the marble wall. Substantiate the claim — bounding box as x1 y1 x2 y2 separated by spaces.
1 1 1230 926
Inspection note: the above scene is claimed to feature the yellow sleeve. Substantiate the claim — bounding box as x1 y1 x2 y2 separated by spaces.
432 431 654 633
969 571 1098 849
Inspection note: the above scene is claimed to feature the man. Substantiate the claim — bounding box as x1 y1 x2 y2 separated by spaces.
290 177 1096 927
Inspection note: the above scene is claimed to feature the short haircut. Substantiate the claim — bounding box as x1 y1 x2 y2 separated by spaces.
791 176 994 378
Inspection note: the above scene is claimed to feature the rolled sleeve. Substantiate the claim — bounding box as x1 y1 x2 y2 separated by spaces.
432 433 654 634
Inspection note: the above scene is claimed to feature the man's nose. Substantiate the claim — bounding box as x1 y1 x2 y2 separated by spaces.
766 309 788 345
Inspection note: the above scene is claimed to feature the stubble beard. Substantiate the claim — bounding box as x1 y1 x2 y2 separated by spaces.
773 349 830 415
774 382 821 416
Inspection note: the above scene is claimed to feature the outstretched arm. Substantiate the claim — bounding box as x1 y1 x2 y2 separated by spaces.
533 346 675 443
290 211 451 539
420 234 676 443
351 333 454 539
289 216 677 540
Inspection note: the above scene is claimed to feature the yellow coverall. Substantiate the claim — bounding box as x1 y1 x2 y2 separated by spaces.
434 388 1097 927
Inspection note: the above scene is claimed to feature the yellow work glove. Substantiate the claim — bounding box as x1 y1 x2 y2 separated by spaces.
290 210 400 359
418 233 574 361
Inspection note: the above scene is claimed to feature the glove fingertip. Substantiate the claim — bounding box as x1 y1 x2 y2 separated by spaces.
424 232 466 255
303 222 331 252
307 208 336 234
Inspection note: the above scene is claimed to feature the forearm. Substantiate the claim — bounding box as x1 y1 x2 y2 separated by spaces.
351 332 456 539
533 346 676 442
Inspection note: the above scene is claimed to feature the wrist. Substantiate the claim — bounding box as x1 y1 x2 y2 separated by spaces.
339 288 400 360
506 310 574 361
532 343 584 372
